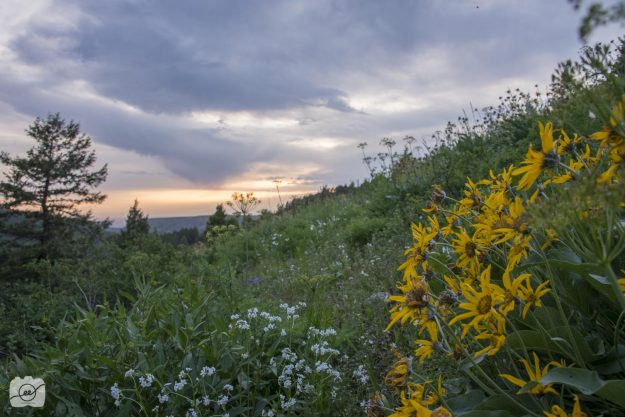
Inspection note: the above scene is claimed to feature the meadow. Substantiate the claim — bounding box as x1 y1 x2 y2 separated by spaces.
1 38 625 416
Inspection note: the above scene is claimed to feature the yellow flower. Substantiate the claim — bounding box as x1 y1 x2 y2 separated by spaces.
591 96 625 148
507 234 532 270
389 381 450 417
544 395 587 417
386 277 430 330
513 121 558 190
458 178 485 211
518 278 550 318
415 332 440 364
385 356 412 390
474 318 506 357
501 352 561 395
449 266 505 337
500 269 528 315
399 223 438 280
492 196 528 245
478 165 515 192
556 130 582 155
541 228 558 250
452 228 486 270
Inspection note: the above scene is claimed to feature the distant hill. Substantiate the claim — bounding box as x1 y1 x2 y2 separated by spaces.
107 213 263 235
107 215 208 234
147 215 210 234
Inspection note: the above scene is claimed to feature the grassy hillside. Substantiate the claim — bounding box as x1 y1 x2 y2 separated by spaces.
1 38 624 416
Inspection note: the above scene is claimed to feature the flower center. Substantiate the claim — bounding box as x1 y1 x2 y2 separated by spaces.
477 294 492 315
406 287 428 308
465 241 477 258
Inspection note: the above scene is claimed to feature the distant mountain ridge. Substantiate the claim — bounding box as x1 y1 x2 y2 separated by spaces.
147 215 210 234
108 215 209 234
108 214 255 234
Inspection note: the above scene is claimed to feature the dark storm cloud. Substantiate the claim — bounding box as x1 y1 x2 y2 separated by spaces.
11 0 574 115
0 0 607 188
0 74 263 184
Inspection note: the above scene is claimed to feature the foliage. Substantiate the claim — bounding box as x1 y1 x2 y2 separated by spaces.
568 0 625 40
384 97 625 416
120 199 150 244
0 280 371 416
160 227 203 246
0 113 107 259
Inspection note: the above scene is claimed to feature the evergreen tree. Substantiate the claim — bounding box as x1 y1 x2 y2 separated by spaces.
122 199 150 241
208 203 229 227
0 113 107 258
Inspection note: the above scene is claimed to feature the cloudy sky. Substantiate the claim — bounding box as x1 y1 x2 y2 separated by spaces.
0 0 620 224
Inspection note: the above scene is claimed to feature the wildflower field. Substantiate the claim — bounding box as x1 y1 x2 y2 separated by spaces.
2 37 625 417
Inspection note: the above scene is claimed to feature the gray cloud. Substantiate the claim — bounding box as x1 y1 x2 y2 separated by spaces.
0 0 617 195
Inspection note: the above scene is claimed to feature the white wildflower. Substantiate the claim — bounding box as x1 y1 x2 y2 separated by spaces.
174 379 187 392
217 394 229 406
110 383 121 407
200 366 216 377
139 373 154 388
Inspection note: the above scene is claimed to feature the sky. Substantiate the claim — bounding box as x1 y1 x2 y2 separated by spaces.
0 0 621 225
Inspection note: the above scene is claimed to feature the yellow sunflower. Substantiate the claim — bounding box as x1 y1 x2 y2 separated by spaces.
518 278 550 318
449 266 505 336
452 228 486 270
544 395 587 417
474 318 506 358
513 121 558 190
386 277 430 331
501 352 562 395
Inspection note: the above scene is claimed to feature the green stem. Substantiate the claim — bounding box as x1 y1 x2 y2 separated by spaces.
604 263 625 312
440 320 542 417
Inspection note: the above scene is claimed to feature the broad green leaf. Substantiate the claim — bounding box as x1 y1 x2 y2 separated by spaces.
472 394 535 416
447 390 485 413
541 367 625 407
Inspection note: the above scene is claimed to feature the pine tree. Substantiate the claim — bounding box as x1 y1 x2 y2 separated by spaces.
0 113 108 258
122 199 150 240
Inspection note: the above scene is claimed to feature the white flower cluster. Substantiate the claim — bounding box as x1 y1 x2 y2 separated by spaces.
360 399 371 412
174 376 187 392
139 373 154 388
234 319 250 330
262 409 275 417
278 358 313 394
158 392 169 404
186 408 198 417
124 369 135 378
308 327 337 337
352 365 369 384
315 361 341 381
310 340 340 356
200 366 216 377
281 347 298 363
279 394 296 410
217 394 229 406
279 302 306 319
110 383 121 407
